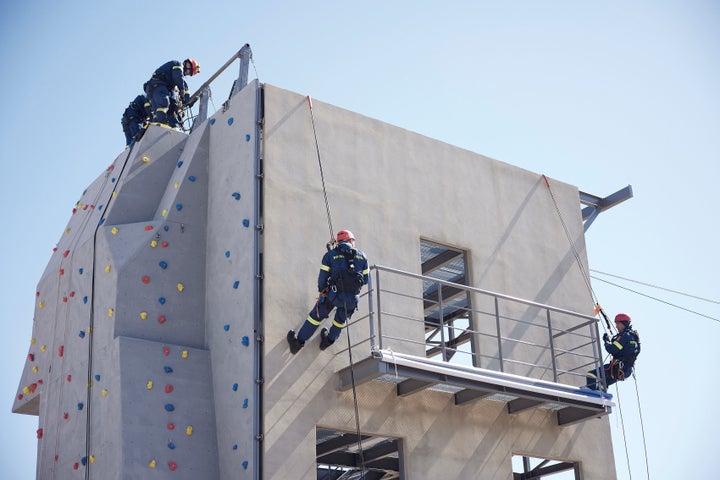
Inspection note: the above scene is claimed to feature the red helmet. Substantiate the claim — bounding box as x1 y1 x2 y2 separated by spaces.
183 58 200 76
336 230 355 242
614 313 631 324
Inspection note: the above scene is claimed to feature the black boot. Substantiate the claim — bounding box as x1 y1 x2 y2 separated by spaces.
287 330 304 354
319 328 334 351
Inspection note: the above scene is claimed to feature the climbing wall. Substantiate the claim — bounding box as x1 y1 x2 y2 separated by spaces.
12 76 262 477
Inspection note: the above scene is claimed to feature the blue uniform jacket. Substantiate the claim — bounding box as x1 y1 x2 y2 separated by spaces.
123 95 150 121
317 242 369 299
604 326 640 375
148 61 190 101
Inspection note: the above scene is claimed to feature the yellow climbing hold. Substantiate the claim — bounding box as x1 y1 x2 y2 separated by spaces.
177 283 184 292
162 209 168 217
39 301 45 309
89 455 95 464
101 389 108 397
40 345 47 352
185 425 193 436
112 191 117 198
150 240 158 248
23 386 30 395
142 156 150 163
32 366 38 374
140 311 148 320
146 380 153 390
30 338 36 345
174 181 179 189
148 459 156 469
105 264 111 273
111 227 119 235
181 350 188 359
108 308 114 317
65 227 71 234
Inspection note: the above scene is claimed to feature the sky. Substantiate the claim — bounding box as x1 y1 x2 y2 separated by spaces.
1 1 718 479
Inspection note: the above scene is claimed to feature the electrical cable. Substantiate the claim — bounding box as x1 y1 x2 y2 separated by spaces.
591 269 719 305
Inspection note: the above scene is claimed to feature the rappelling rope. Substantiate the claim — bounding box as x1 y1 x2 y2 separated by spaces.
307 96 366 475
613 382 633 480
632 370 651 480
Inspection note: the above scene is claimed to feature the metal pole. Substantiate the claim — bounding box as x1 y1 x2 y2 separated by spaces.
438 282 447 361
546 310 558 382
495 296 504 372
187 43 252 107
367 269 376 351
375 268 383 350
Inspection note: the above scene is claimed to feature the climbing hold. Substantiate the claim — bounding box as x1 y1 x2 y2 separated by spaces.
210 118 216 125
148 459 156 469
111 227 119 235
22 386 30 395
144 225 153 231
225 251 231 258
105 264 111 273
228 117 234 125
242 399 249 409
174 182 179 189
40 345 46 352
32 366 38 373
101 389 108 397
159 261 168 269
164 366 173 373
89 455 95 464
232 383 238 391
233 281 240 289
242 219 250 228
78 402 84 410
66 374 72 382
65 227 71 233
69 291 75 298
108 308 114 317
163 346 170 356
95 374 101 381
58 345 64 357
168 441 176 450
140 311 148 320
161 241 169 248
73 463 79 470
98 218 105 225
181 350 188 359
141 275 150 284
28 353 34 362
167 422 175 430
177 160 183 168
81 456 87 466
150 240 158 248
185 425 193 436
79 330 85 338
188 175 196 182
177 283 184 292
223 324 230 332
159 297 166 304
62 297 68 303
17 394 23 401
164 403 175 412
63 412 69 419
39 301 45 309
162 209 168 217
59 268 64 276
146 381 153 390
165 384 174 393
168 461 177 471
175 203 183 211
30 383 37 393
246 134 251 142
63 250 70 258
142 156 150 163
242 336 249 346
79 268 84 275
163 225 169 232
83 296 88 304
232 192 241 200
112 191 117 198
242 461 249 470
158 315 167 324
233 444 238 450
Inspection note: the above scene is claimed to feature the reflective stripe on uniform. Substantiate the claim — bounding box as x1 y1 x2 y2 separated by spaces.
332 319 346 329
173 65 183 70
613 341 623 350
307 315 322 326
586 372 597 379
320 264 331 272
362 268 369 275
156 107 169 113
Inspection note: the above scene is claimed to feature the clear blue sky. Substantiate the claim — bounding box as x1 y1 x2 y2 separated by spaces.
1 1 718 479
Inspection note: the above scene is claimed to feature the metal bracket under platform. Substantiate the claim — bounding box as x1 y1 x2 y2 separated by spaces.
337 349 614 427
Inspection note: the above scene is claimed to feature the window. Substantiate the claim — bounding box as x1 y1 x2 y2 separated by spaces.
512 454 580 479
420 239 475 365
316 427 403 479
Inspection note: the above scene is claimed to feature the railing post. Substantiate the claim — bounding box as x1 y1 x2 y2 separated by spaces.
231 44 252 97
375 268 383 350
494 296 504 372
546 309 558 382
438 281 447 361
367 269 376 351
591 321 607 390
191 86 211 129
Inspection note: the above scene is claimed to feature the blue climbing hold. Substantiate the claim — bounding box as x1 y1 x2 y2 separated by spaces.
159 297 166 305
210 118 216 125
77 402 84 411
168 441 176 450
79 268 84 275
159 261 168 269
232 444 238 450
163 225 169 232
242 461 248 470
232 192 240 200
98 218 105 225
242 219 250 228
81 456 87 466
188 175 196 182
242 398 248 409
164 366 173 373
95 374 101 381
225 251 231 258
232 383 238 391
164 403 175 412
233 281 239 289
177 160 183 168
175 203 183 211
83 296 88 304
78 331 85 339
223 324 230 332
98 205 103 211
242 336 249 346
111 177 116 183
245 134 251 142
228 117 234 125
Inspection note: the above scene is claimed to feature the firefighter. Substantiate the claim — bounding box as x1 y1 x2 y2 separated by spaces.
586 313 641 390
145 58 199 126
120 94 150 146
287 230 369 354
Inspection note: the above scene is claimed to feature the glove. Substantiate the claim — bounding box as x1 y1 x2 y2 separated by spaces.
354 272 364 287
602 333 610 343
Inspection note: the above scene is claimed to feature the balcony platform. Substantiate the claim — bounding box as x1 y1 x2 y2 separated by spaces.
337 349 614 427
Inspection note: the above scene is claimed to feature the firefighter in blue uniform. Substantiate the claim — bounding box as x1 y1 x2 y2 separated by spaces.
121 94 151 146
287 230 370 354
145 58 199 126
586 313 641 390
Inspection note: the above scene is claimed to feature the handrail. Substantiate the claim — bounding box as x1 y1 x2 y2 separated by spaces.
364 264 606 388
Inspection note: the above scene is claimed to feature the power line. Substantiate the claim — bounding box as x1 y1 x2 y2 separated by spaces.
591 269 719 305
590 275 720 324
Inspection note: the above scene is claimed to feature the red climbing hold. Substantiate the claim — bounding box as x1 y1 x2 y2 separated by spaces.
165 384 174 393
158 315 167 324
167 422 175 430
63 250 70 258
58 345 64 357
161 241 169 248
163 346 170 356
145 225 154 231
30 383 37 393
28 354 34 362
59 268 65 276
64 412 69 419
168 461 177 471
66 374 72 382
36 428 43 439
142 275 150 284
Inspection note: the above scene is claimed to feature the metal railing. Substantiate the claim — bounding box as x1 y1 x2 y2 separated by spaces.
351 265 605 388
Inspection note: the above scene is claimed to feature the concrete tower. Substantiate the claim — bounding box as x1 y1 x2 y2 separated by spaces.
14 57 617 479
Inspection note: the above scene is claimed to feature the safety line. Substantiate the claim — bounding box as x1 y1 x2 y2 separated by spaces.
632 371 651 480
591 269 719 305
590 275 720 323
306 96 366 475
613 383 633 480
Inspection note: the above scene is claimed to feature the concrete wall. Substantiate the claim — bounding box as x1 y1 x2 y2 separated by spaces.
14 79 615 479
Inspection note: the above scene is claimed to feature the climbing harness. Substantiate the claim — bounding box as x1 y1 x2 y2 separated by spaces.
306 96 366 474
